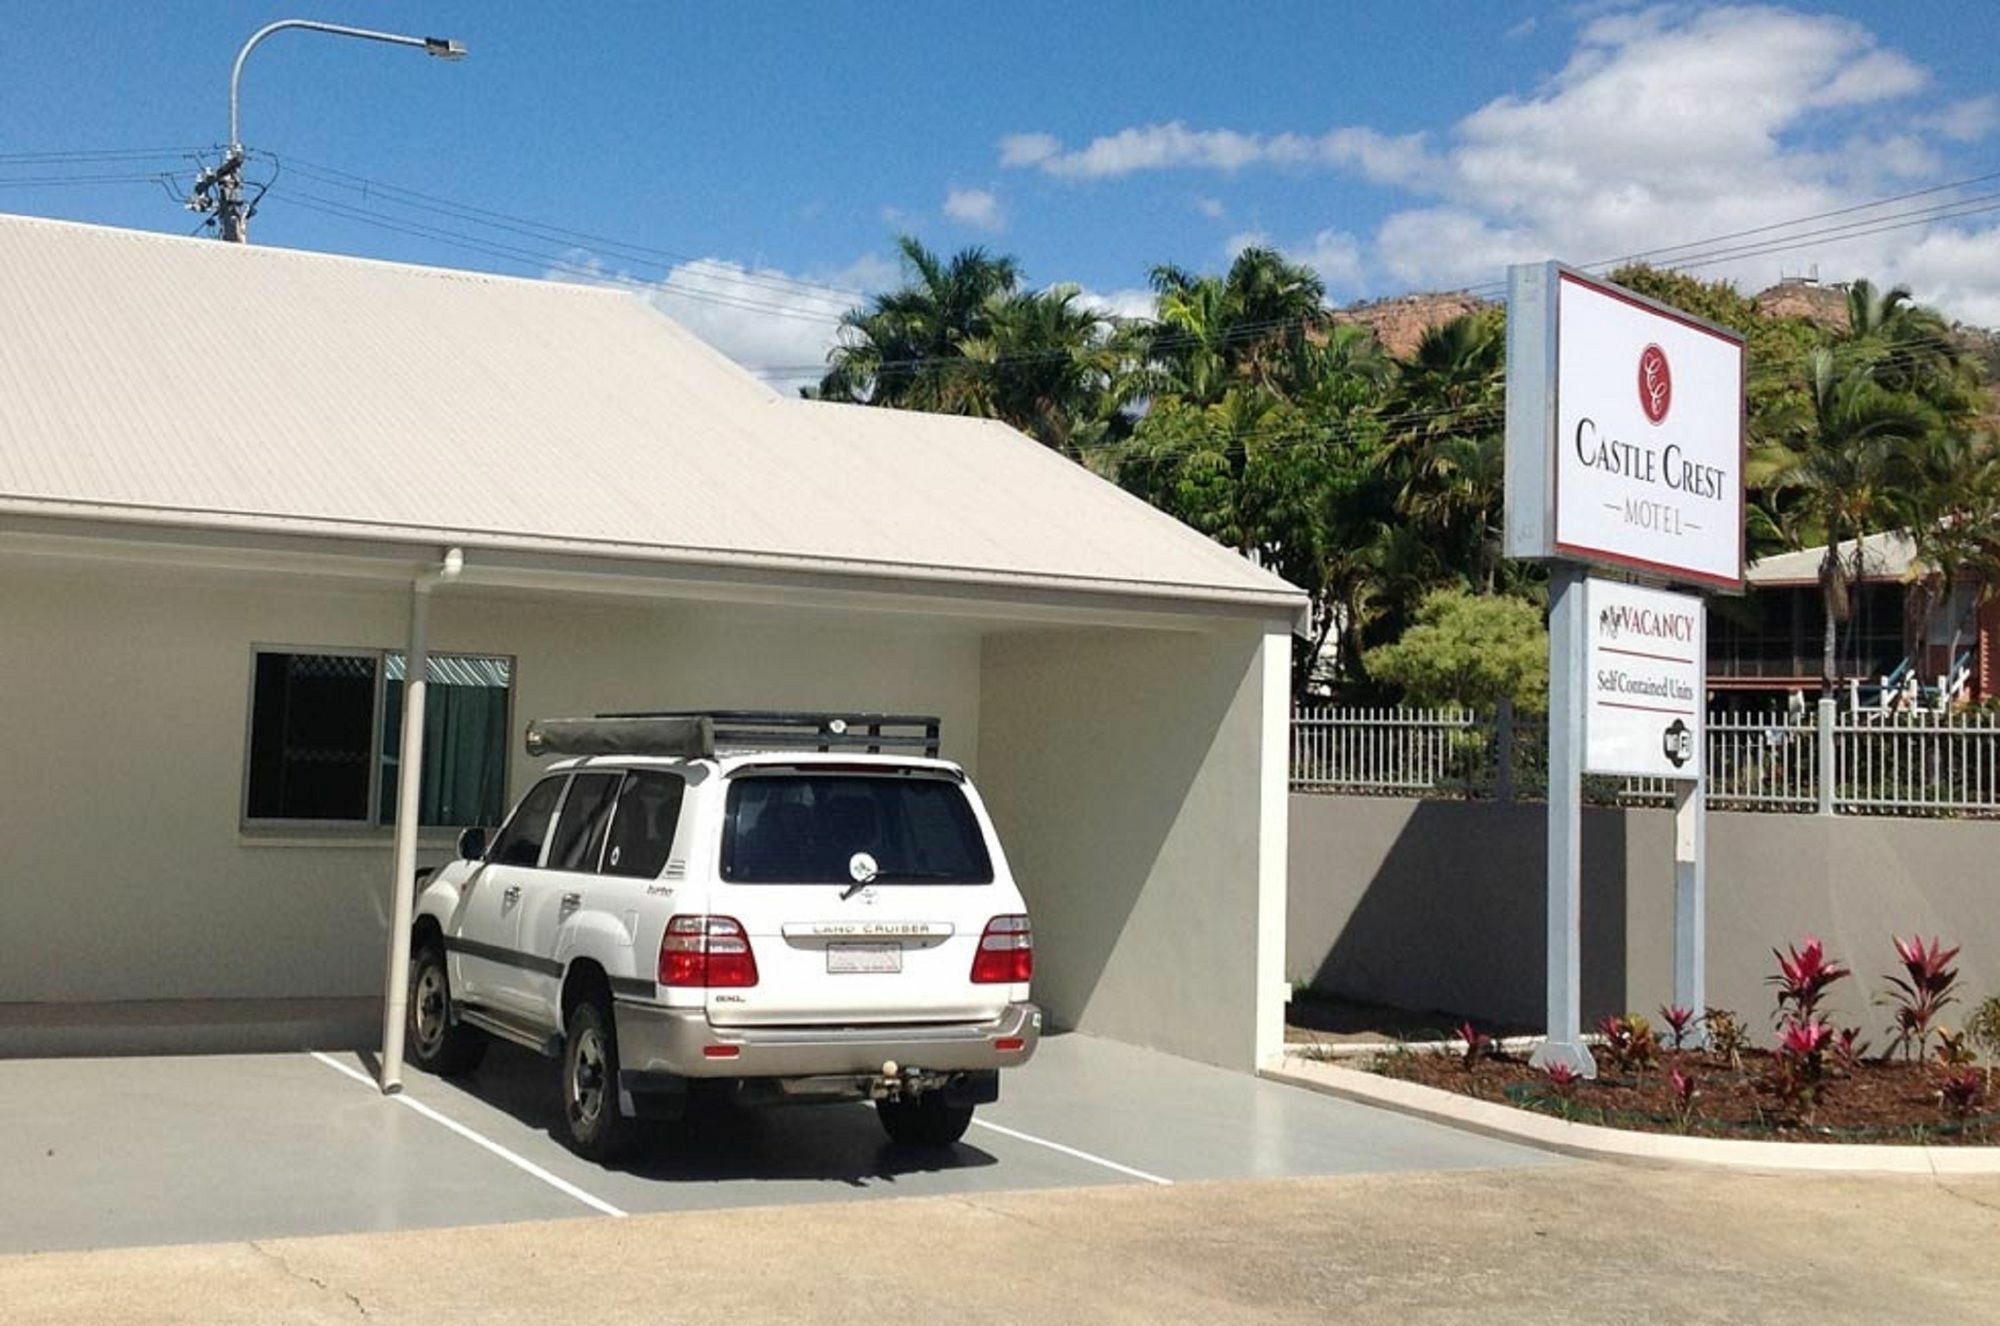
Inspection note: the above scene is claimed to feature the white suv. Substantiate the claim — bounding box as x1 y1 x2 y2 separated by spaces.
406 712 1040 1161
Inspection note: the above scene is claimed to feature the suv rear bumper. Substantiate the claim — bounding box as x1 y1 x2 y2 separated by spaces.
613 999 1041 1079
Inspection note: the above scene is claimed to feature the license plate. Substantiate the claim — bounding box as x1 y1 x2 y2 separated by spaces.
826 942 903 974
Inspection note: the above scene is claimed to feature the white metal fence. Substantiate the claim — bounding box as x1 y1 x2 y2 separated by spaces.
1290 703 2000 817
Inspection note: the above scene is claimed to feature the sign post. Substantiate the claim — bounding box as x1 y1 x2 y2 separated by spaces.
1504 262 1744 1074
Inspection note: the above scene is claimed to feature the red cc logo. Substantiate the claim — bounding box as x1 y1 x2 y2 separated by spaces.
1638 343 1671 425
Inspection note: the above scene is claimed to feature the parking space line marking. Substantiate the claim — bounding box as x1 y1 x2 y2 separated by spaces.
970 1119 1172 1186
309 1052 628 1219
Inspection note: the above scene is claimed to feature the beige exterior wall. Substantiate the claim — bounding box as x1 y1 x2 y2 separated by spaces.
1289 794 2000 1034
3 555 1291 1071
979 624 1288 1071
0 560 979 1005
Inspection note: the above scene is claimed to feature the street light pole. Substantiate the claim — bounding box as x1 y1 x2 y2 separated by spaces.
202 19 465 243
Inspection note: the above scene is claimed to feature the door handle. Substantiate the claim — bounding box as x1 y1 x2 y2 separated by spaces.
560 891 582 915
502 885 521 906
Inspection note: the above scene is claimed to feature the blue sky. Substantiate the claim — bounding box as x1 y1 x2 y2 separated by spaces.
3 2 1997 385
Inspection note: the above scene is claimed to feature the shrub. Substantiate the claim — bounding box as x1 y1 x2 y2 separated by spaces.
1668 1067 1700 1133
1658 1004 1696 1051
1935 1030 1976 1069
1455 1021 1491 1073
1881 934 1961 1062
1764 1018 1834 1123
1937 1068 1986 1122
1541 1061 1581 1121
1769 936 1850 1026
1831 1026 1872 1075
1704 1007 1748 1071
1597 1013 1659 1077
1968 996 2000 1088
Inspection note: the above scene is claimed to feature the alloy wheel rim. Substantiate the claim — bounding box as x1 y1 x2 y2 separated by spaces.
413 964 447 1053
570 1026 605 1126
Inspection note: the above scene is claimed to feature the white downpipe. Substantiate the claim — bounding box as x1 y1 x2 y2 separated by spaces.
379 548 463 1093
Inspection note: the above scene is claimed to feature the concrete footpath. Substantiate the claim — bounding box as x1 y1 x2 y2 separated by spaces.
5 1162 1999 1324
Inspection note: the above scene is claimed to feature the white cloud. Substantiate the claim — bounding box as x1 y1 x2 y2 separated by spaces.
1195 195 1225 218
999 8 2000 321
999 120 1431 185
942 186 1005 230
1076 286 1157 321
997 132 1061 168
1222 229 1270 257
1291 229 1366 292
1924 96 2000 144
552 251 894 390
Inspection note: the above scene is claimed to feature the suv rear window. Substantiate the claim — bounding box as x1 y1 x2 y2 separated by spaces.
721 775 994 885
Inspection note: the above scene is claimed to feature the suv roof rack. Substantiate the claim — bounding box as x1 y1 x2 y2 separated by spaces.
600 710 942 758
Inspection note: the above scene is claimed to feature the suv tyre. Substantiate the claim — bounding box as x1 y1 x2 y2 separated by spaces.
407 942 487 1076
877 1094 975 1147
562 996 638 1163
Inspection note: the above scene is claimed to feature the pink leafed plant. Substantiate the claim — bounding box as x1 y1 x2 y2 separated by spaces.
1937 1068 1986 1122
1667 1067 1700 1132
1455 1021 1492 1073
1658 1005 1696 1051
1881 934 1961 1062
1769 936 1850 1025
1831 1026 1871 1074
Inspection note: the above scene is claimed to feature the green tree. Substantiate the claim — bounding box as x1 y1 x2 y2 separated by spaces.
1759 347 1941 690
1382 311 1508 595
1142 247 1328 405
817 236 1020 414
1364 588 1549 711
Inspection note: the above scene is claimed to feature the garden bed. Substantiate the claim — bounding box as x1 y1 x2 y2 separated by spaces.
1366 1044 1999 1144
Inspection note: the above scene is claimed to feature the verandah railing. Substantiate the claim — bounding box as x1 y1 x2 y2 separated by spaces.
1290 703 2000 818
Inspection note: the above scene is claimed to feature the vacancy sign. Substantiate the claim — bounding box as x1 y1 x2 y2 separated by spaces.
1505 265 1745 589
1583 578 1705 780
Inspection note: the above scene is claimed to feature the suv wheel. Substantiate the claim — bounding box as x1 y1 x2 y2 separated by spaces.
407 943 487 1076
877 1094 975 1147
561 997 638 1163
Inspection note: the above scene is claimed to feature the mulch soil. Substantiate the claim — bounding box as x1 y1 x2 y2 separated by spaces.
1371 1044 2000 1145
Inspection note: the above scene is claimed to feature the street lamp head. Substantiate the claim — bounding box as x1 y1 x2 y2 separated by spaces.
423 37 467 60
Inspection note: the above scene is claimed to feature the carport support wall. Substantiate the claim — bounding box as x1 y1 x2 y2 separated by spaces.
976 622 1290 1072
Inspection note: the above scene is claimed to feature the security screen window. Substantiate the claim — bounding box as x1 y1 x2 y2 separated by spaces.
246 652 379 821
722 775 993 884
245 648 512 828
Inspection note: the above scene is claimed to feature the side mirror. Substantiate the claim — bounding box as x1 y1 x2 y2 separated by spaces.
456 826 488 861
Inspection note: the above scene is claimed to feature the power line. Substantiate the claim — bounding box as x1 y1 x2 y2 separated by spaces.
253 150 871 307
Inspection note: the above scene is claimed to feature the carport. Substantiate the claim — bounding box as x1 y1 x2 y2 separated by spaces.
0 212 1300 1073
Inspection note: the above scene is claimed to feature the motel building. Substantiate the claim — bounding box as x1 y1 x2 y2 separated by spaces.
0 213 1303 1073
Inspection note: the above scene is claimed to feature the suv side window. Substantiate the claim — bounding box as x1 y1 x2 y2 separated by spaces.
547 772 621 872
601 771 686 879
485 775 567 867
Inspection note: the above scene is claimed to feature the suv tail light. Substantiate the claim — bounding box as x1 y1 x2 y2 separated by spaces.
658 915 759 988
970 914 1033 984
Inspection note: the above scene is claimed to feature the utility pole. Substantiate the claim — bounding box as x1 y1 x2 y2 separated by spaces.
188 19 464 243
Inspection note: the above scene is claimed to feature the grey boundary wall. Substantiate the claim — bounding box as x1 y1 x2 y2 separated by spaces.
1288 794 2000 1032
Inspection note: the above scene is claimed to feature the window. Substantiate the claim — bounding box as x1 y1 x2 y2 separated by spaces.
547 773 621 872
486 775 567 867
603 771 686 879
722 775 993 885
244 647 512 828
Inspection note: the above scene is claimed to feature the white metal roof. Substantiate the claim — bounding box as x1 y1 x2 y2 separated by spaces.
0 212 1300 615
1747 530 1921 586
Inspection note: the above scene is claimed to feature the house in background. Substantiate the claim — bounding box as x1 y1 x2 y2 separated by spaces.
1707 531 2000 709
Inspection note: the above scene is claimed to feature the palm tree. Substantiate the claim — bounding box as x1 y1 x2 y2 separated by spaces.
817 236 1021 412
1382 311 1507 593
1894 429 2000 688
1142 247 1328 405
1760 347 1941 692
953 284 1125 457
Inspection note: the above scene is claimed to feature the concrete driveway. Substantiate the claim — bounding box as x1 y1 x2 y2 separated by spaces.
0 1031 1555 1253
